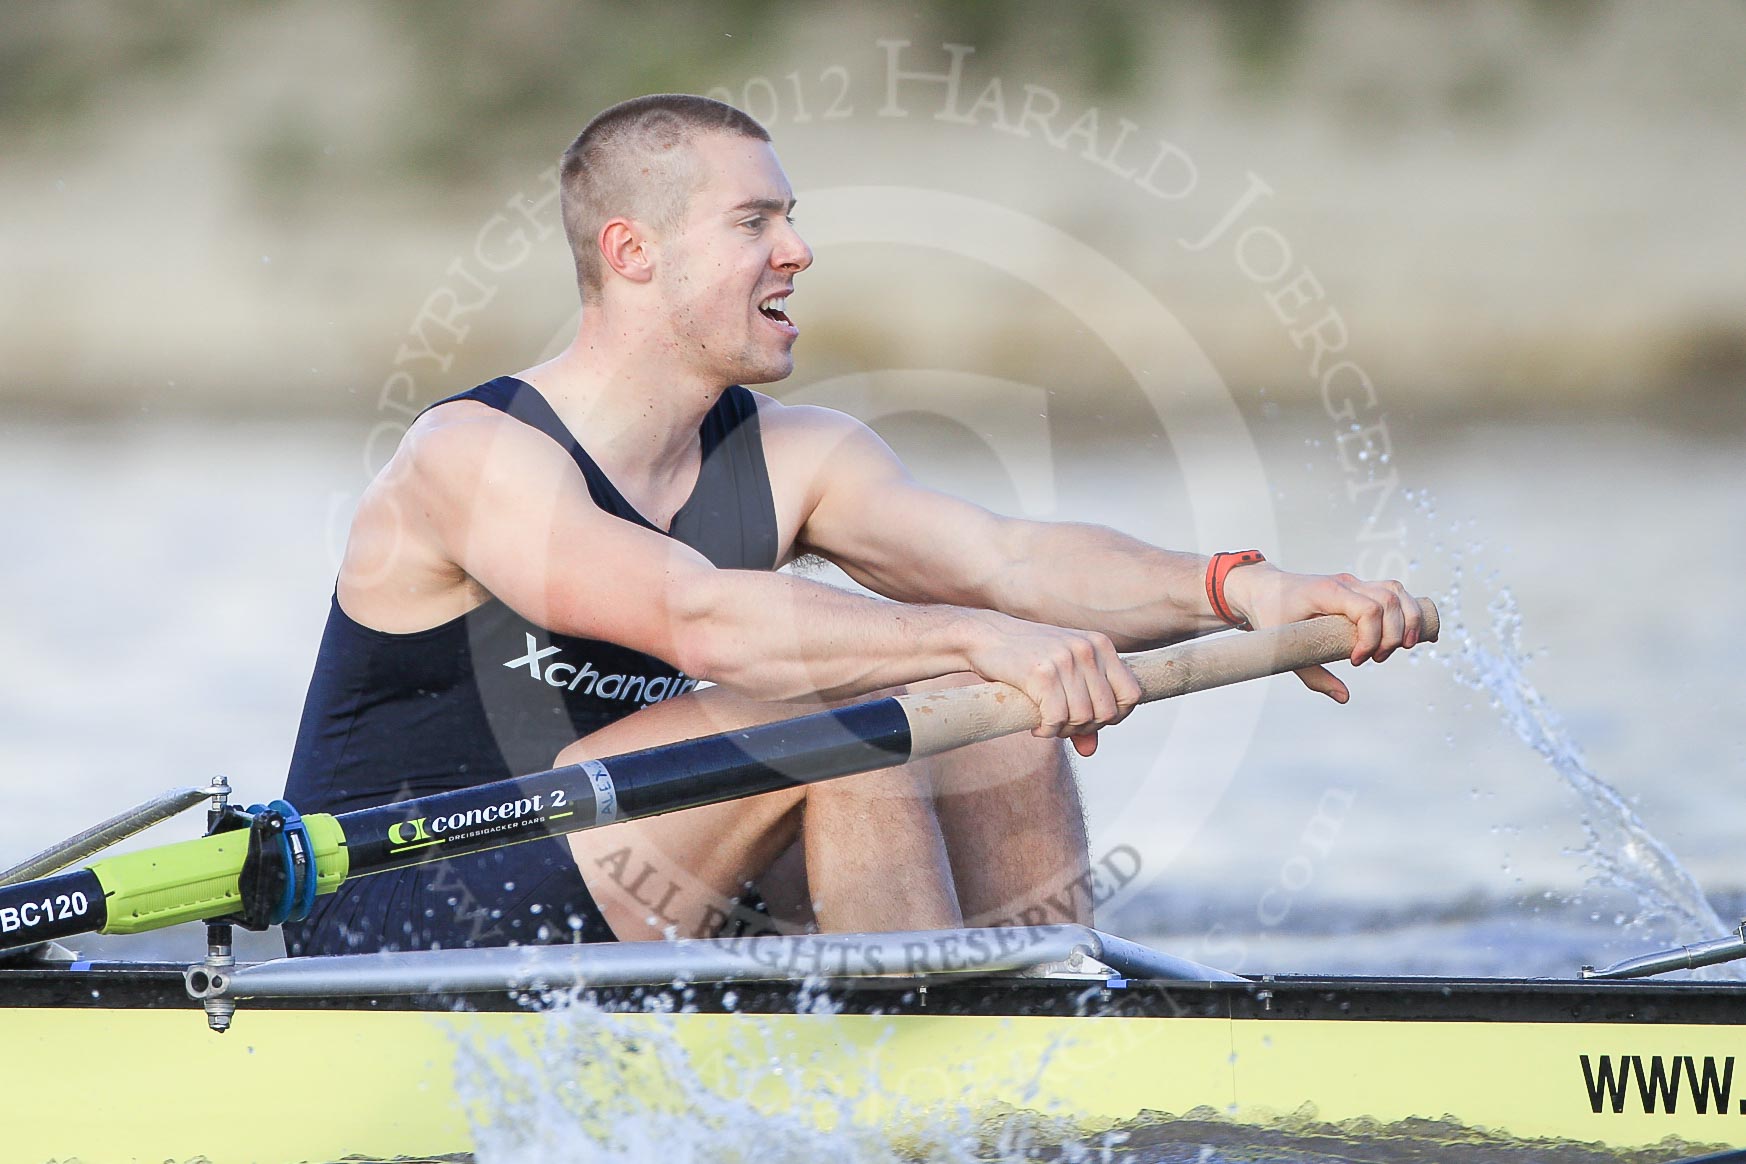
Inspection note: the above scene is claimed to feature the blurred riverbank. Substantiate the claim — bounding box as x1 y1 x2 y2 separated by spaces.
3 0 1744 420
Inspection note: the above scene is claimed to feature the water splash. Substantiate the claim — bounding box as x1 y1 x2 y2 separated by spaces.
1434 547 1735 963
452 983 1127 1163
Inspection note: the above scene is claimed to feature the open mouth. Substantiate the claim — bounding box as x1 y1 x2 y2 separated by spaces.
758 294 792 327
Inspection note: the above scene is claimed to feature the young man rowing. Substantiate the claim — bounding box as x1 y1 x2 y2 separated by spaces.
282 95 1424 955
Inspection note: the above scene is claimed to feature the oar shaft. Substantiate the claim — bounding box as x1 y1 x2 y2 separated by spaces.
321 599 1440 885
0 870 107 947
0 599 1436 952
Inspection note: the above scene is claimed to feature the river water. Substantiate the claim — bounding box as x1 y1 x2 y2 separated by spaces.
2 409 1742 1159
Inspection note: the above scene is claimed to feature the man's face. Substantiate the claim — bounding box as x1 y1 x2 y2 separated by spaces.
656 134 811 386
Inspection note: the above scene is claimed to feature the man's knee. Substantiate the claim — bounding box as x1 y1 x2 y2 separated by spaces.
932 726 1070 799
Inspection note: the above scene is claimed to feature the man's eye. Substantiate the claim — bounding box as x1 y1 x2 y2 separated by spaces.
741 216 766 230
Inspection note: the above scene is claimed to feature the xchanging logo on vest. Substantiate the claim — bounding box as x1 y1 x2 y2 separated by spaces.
502 633 701 705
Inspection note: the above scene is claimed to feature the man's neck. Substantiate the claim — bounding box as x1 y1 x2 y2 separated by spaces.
518 309 728 486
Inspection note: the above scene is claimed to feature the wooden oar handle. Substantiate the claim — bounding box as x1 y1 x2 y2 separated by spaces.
899 597 1439 758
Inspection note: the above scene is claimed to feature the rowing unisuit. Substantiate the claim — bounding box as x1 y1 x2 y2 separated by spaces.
281 376 779 955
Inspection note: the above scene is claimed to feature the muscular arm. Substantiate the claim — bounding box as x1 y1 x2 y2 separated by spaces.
790 412 1217 647
403 410 1136 736
784 405 1422 697
832 510 1220 652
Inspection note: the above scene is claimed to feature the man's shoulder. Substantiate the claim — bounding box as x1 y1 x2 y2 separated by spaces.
361 397 585 531
746 392 913 528
399 397 570 479
406 394 518 441
746 391 872 447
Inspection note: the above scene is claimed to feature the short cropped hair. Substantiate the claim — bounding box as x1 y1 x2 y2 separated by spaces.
559 94 771 301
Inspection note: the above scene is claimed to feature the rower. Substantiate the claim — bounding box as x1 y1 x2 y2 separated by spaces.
279 93 1427 956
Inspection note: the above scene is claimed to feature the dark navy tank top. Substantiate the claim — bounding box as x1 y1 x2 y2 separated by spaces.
283 376 779 815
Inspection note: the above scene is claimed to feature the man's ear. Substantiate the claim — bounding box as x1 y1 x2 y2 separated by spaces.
599 218 655 285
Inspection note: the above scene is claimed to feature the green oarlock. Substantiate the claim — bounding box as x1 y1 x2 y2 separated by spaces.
89 813 349 935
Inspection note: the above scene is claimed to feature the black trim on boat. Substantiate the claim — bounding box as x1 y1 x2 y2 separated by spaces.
7 964 1746 1026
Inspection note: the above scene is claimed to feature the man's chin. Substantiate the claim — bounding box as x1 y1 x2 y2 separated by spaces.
735 354 796 386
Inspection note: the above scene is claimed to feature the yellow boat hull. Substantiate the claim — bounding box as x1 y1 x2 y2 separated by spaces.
4 971 1741 1162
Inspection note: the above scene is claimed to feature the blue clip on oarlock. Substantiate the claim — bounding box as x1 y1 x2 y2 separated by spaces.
268 799 318 924
245 801 316 927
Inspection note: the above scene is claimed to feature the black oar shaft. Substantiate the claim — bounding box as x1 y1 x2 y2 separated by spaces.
0 869 107 947
335 697 913 877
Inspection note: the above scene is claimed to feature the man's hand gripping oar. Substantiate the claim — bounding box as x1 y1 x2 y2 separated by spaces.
897 597 1439 760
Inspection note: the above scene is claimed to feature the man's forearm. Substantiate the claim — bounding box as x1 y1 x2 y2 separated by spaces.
667 567 995 701
980 520 1227 650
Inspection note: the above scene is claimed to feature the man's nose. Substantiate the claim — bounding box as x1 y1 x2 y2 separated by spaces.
774 222 812 273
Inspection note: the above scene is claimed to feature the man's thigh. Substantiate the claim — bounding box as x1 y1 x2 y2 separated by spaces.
563 684 826 941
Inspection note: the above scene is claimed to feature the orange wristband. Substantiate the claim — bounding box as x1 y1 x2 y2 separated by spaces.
1206 550 1266 630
